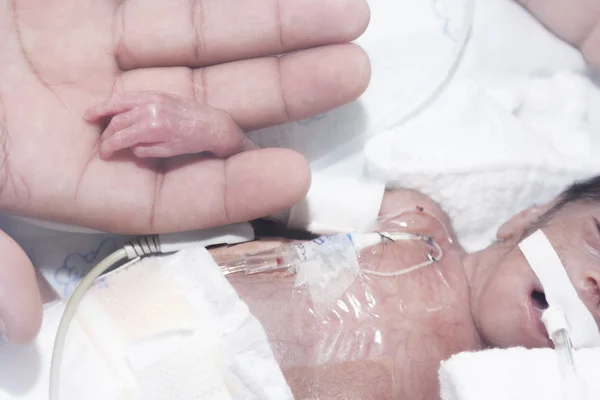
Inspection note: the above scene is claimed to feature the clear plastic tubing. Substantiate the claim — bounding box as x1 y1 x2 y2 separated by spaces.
541 307 589 400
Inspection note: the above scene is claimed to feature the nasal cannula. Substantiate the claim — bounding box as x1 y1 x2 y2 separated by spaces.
541 306 589 400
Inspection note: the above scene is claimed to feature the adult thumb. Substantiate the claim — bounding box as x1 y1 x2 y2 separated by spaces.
0 228 42 343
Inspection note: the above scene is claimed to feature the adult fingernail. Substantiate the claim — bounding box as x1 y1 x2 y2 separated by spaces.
242 136 260 152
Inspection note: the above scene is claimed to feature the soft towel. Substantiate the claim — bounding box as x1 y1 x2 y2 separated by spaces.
438 347 600 400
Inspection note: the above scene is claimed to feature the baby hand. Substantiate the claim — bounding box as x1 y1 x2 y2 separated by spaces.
84 91 257 159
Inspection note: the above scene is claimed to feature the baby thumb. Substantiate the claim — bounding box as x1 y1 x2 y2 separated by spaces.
0 228 42 343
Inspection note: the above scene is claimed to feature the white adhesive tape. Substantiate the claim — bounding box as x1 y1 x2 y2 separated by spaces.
518 230 600 348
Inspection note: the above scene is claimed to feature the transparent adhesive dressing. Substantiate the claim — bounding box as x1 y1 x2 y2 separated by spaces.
213 209 451 397
215 230 445 317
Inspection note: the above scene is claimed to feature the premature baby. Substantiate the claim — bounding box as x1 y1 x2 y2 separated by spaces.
85 92 600 400
210 180 600 399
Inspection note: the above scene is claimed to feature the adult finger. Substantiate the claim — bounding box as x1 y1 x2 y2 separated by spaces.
0 228 42 343
116 44 371 132
71 147 311 234
151 148 311 230
114 0 370 69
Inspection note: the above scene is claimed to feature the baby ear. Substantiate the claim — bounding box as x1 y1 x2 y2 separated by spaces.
496 203 553 242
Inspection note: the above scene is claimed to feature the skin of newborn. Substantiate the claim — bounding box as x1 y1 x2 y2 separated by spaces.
35 184 600 399
83 92 600 399
209 188 600 400
84 91 258 159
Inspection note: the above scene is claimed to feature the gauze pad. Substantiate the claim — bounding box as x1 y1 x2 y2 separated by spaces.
518 229 600 348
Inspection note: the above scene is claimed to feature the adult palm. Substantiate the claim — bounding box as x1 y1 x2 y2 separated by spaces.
0 0 370 342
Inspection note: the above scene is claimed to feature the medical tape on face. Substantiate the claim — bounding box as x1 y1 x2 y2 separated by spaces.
518 229 600 349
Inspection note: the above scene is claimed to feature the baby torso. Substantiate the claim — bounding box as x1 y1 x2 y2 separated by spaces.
228 206 483 399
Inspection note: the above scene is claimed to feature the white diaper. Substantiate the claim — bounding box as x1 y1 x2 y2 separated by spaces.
0 247 293 400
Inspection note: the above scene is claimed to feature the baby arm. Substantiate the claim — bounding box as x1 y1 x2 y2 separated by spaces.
84 91 256 159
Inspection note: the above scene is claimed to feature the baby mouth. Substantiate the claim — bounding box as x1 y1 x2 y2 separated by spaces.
529 288 552 343
531 289 549 312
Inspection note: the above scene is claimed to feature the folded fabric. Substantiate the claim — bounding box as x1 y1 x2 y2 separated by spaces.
438 346 600 400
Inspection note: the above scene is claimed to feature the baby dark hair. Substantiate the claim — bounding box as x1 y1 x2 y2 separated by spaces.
523 175 600 238
547 175 600 216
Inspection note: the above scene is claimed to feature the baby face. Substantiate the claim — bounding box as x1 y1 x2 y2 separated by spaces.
467 202 600 349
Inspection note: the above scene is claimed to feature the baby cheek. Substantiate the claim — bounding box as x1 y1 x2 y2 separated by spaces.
477 280 535 348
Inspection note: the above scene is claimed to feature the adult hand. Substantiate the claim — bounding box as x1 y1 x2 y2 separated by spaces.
0 0 371 343
516 0 600 68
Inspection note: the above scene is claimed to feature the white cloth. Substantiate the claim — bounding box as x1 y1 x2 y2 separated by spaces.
438 347 600 400
365 70 600 251
0 247 293 400
286 175 385 234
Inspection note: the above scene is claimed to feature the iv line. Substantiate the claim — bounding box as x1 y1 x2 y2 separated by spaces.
216 231 444 278
360 232 443 277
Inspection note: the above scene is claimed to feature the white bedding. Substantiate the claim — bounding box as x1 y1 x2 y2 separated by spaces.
3 2 600 398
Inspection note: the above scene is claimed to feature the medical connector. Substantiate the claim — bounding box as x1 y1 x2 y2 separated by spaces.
216 232 444 278
542 307 576 375
541 306 589 400
214 232 382 276
217 245 299 276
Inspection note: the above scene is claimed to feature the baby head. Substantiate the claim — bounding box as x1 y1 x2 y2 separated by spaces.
466 175 600 349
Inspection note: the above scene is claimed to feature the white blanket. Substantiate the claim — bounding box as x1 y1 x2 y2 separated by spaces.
439 347 600 400
0 247 293 400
